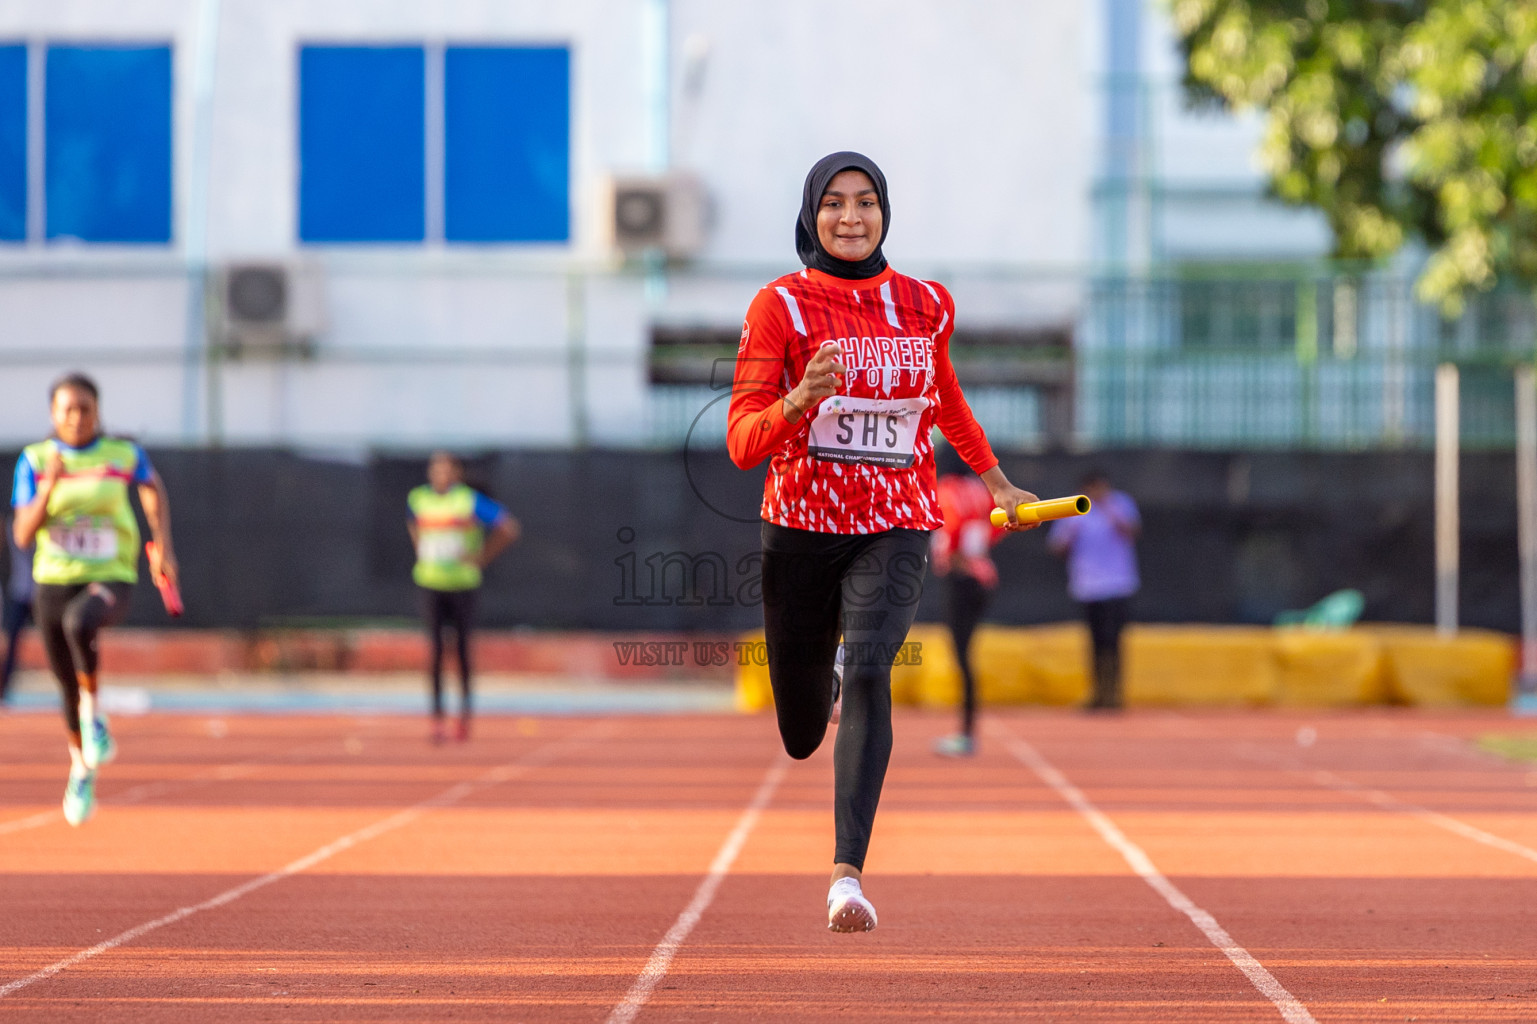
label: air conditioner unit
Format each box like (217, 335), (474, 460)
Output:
(211, 262), (325, 359)
(607, 172), (708, 260)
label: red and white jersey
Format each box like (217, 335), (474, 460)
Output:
(727, 264), (997, 534)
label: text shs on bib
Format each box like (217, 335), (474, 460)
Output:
(807, 333), (936, 469)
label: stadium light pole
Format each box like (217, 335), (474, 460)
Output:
(1435, 362), (1459, 637)
(1515, 364), (1537, 707)
(643, 0), (669, 174)
(184, 0), (222, 444)
(1098, 0), (1143, 271)
(640, 0), (669, 307)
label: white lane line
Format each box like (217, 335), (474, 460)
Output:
(605, 756), (788, 1024)
(1312, 769), (1537, 863)
(0, 737), (363, 837)
(0, 810), (58, 837)
(0, 723), (612, 1000)
(0, 764), (273, 837)
(993, 726), (1317, 1024)
(1232, 741), (1537, 867)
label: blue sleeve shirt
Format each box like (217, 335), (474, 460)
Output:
(131, 445), (156, 484)
(473, 492), (507, 528)
(11, 455), (33, 509)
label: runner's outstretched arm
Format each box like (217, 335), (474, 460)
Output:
(928, 293), (1038, 529)
(137, 471), (178, 586)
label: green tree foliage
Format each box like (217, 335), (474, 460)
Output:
(1174, 0), (1537, 314)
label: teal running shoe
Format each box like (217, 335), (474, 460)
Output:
(63, 768), (96, 827)
(81, 715), (116, 770)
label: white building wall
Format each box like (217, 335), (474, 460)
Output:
(0, 0), (1318, 448)
(1139, 6), (1332, 262)
(669, 0), (1092, 268)
(201, 0), (653, 260)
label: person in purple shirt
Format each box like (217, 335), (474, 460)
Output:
(1048, 470), (1141, 710)
(1, 529), (34, 704)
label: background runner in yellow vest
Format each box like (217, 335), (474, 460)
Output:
(407, 452), (518, 743)
(10, 373), (180, 826)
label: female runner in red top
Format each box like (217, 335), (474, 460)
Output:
(728, 151), (1039, 932)
(931, 447), (1005, 758)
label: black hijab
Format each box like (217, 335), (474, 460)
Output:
(795, 151), (891, 280)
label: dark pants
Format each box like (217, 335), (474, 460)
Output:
(422, 587), (475, 718)
(1, 595), (31, 702)
(945, 573), (989, 738)
(761, 522), (929, 871)
(1082, 597), (1132, 709)
(33, 582), (132, 735)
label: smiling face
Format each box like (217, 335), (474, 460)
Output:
(815, 169), (882, 263)
(50, 385), (100, 448)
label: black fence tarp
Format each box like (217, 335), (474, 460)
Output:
(0, 446), (1520, 633)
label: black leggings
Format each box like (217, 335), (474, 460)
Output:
(1083, 597), (1131, 708)
(422, 587), (475, 717)
(34, 582), (132, 735)
(761, 522), (929, 871)
(945, 573), (990, 738)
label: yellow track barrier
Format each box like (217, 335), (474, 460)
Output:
(735, 623), (1516, 711)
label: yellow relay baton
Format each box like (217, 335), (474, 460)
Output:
(989, 494), (1092, 528)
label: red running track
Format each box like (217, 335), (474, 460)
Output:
(3, 708), (1537, 1021)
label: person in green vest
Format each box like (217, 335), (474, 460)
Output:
(11, 373), (179, 826)
(407, 452), (518, 743)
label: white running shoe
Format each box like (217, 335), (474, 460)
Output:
(830, 643), (845, 725)
(63, 767), (96, 827)
(827, 876), (877, 933)
(933, 734), (976, 758)
(81, 716), (116, 770)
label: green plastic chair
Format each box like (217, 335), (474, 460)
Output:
(1274, 589), (1365, 630)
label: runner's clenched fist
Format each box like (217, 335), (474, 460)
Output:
(784, 342), (845, 422)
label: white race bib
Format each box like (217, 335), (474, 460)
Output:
(807, 395), (931, 468)
(53, 523), (118, 561)
(418, 531), (468, 564)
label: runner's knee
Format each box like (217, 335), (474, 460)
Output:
(59, 601), (93, 646)
(839, 661), (892, 701)
(782, 736), (822, 760)
(777, 716), (827, 760)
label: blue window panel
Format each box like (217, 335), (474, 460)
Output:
(299, 46), (425, 243)
(445, 46), (569, 243)
(0, 45), (24, 241)
(46, 45), (172, 243)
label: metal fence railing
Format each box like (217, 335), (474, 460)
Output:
(1076, 351), (1530, 450)
(1078, 274), (1537, 450)
(2, 258), (1533, 450)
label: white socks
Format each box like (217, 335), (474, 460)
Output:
(79, 690), (97, 729)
